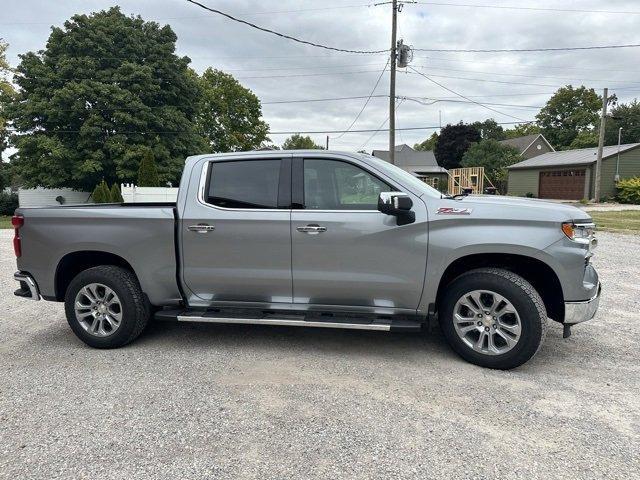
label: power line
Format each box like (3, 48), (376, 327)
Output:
(184, 0), (388, 54)
(407, 66), (530, 122)
(413, 2), (640, 15)
(413, 43), (640, 53)
(358, 98), (405, 150)
(331, 59), (390, 139)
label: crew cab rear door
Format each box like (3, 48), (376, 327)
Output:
(290, 156), (427, 312)
(180, 155), (292, 306)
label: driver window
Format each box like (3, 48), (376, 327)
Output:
(304, 159), (391, 210)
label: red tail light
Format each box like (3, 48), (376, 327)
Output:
(12, 215), (24, 258)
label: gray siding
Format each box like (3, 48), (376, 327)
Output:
(521, 140), (553, 160)
(507, 169), (539, 196)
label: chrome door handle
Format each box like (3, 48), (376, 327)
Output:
(188, 224), (215, 233)
(296, 224), (327, 234)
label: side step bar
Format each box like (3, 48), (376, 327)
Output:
(155, 308), (423, 332)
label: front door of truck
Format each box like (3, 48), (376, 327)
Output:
(290, 157), (427, 312)
(181, 156), (292, 306)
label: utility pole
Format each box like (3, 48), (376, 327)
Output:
(326, 135), (329, 150)
(594, 87), (608, 202)
(388, 0), (398, 164)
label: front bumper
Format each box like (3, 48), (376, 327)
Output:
(14, 271), (41, 301)
(564, 282), (601, 325)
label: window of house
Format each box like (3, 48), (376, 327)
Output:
(206, 159), (281, 209)
(304, 159), (391, 210)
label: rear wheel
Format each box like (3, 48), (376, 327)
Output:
(439, 268), (547, 369)
(64, 266), (150, 348)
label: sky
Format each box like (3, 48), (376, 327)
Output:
(2, 0), (640, 154)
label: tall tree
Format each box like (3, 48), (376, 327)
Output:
(414, 132), (438, 151)
(196, 68), (269, 152)
(137, 149), (160, 187)
(8, 7), (205, 191)
(461, 139), (520, 193)
(434, 122), (481, 169)
(605, 99), (640, 145)
(471, 119), (505, 140)
(0, 39), (16, 165)
(504, 123), (541, 139)
(536, 85), (602, 149)
(282, 134), (324, 150)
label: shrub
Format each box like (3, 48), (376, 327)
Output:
(525, 192), (536, 198)
(616, 177), (640, 204)
(579, 198), (589, 205)
(0, 192), (19, 216)
(110, 183), (124, 203)
(91, 180), (111, 203)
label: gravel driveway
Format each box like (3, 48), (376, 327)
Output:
(1, 229), (638, 479)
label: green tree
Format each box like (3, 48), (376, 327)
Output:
(434, 122), (481, 169)
(414, 132), (438, 151)
(504, 123), (541, 139)
(568, 131), (598, 149)
(137, 149), (160, 187)
(0, 39), (16, 166)
(282, 134), (324, 150)
(461, 139), (520, 194)
(110, 183), (124, 203)
(471, 119), (506, 140)
(536, 86), (602, 149)
(7, 7), (205, 191)
(91, 179), (110, 203)
(196, 68), (269, 152)
(605, 99), (640, 145)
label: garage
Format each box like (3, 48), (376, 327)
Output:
(538, 169), (586, 200)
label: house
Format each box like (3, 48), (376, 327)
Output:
(507, 143), (640, 200)
(499, 133), (554, 159)
(372, 144), (448, 190)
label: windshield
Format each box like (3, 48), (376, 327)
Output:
(356, 153), (442, 198)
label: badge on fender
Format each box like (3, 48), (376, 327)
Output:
(436, 207), (473, 215)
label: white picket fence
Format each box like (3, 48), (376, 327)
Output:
(121, 184), (178, 203)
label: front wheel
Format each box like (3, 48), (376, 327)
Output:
(439, 268), (547, 369)
(64, 265), (150, 348)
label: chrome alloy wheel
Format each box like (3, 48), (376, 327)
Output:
(74, 283), (123, 337)
(452, 290), (522, 356)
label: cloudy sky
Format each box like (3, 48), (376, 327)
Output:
(2, 0), (640, 152)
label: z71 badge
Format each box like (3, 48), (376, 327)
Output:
(436, 207), (473, 215)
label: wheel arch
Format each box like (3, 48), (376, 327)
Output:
(435, 253), (565, 323)
(54, 251), (137, 301)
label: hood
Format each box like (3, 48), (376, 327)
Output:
(441, 195), (592, 223)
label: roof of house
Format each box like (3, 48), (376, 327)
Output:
(499, 133), (554, 154)
(371, 144), (447, 173)
(507, 143), (640, 170)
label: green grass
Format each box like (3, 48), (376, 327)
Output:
(0, 216), (12, 229)
(590, 210), (640, 234)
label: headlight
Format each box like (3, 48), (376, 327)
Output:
(562, 221), (597, 248)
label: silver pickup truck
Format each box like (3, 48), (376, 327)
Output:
(12, 150), (601, 369)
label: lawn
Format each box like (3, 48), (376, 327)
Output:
(0, 216), (12, 229)
(590, 210), (640, 234)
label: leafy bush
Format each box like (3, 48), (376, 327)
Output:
(0, 192), (19, 215)
(525, 192), (536, 198)
(616, 177), (640, 204)
(110, 184), (124, 203)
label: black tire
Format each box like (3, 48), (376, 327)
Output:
(439, 268), (547, 370)
(64, 265), (150, 348)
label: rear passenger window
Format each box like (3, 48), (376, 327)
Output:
(206, 160), (280, 209)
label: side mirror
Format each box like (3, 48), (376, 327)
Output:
(378, 191), (415, 225)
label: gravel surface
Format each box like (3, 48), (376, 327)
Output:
(1, 229), (638, 479)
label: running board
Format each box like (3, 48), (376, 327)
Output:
(155, 308), (423, 332)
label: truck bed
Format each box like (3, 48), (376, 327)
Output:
(15, 203), (182, 305)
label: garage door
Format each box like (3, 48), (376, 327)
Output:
(538, 169), (586, 200)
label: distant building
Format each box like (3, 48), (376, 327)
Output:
(372, 144), (448, 190)
(499, 133), (554, 160)
(507, 143), (640, 200)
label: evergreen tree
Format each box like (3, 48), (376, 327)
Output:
(92, 180), (111, 203)
(110, 183), (124, 203)
(137, 150), (160, 187)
